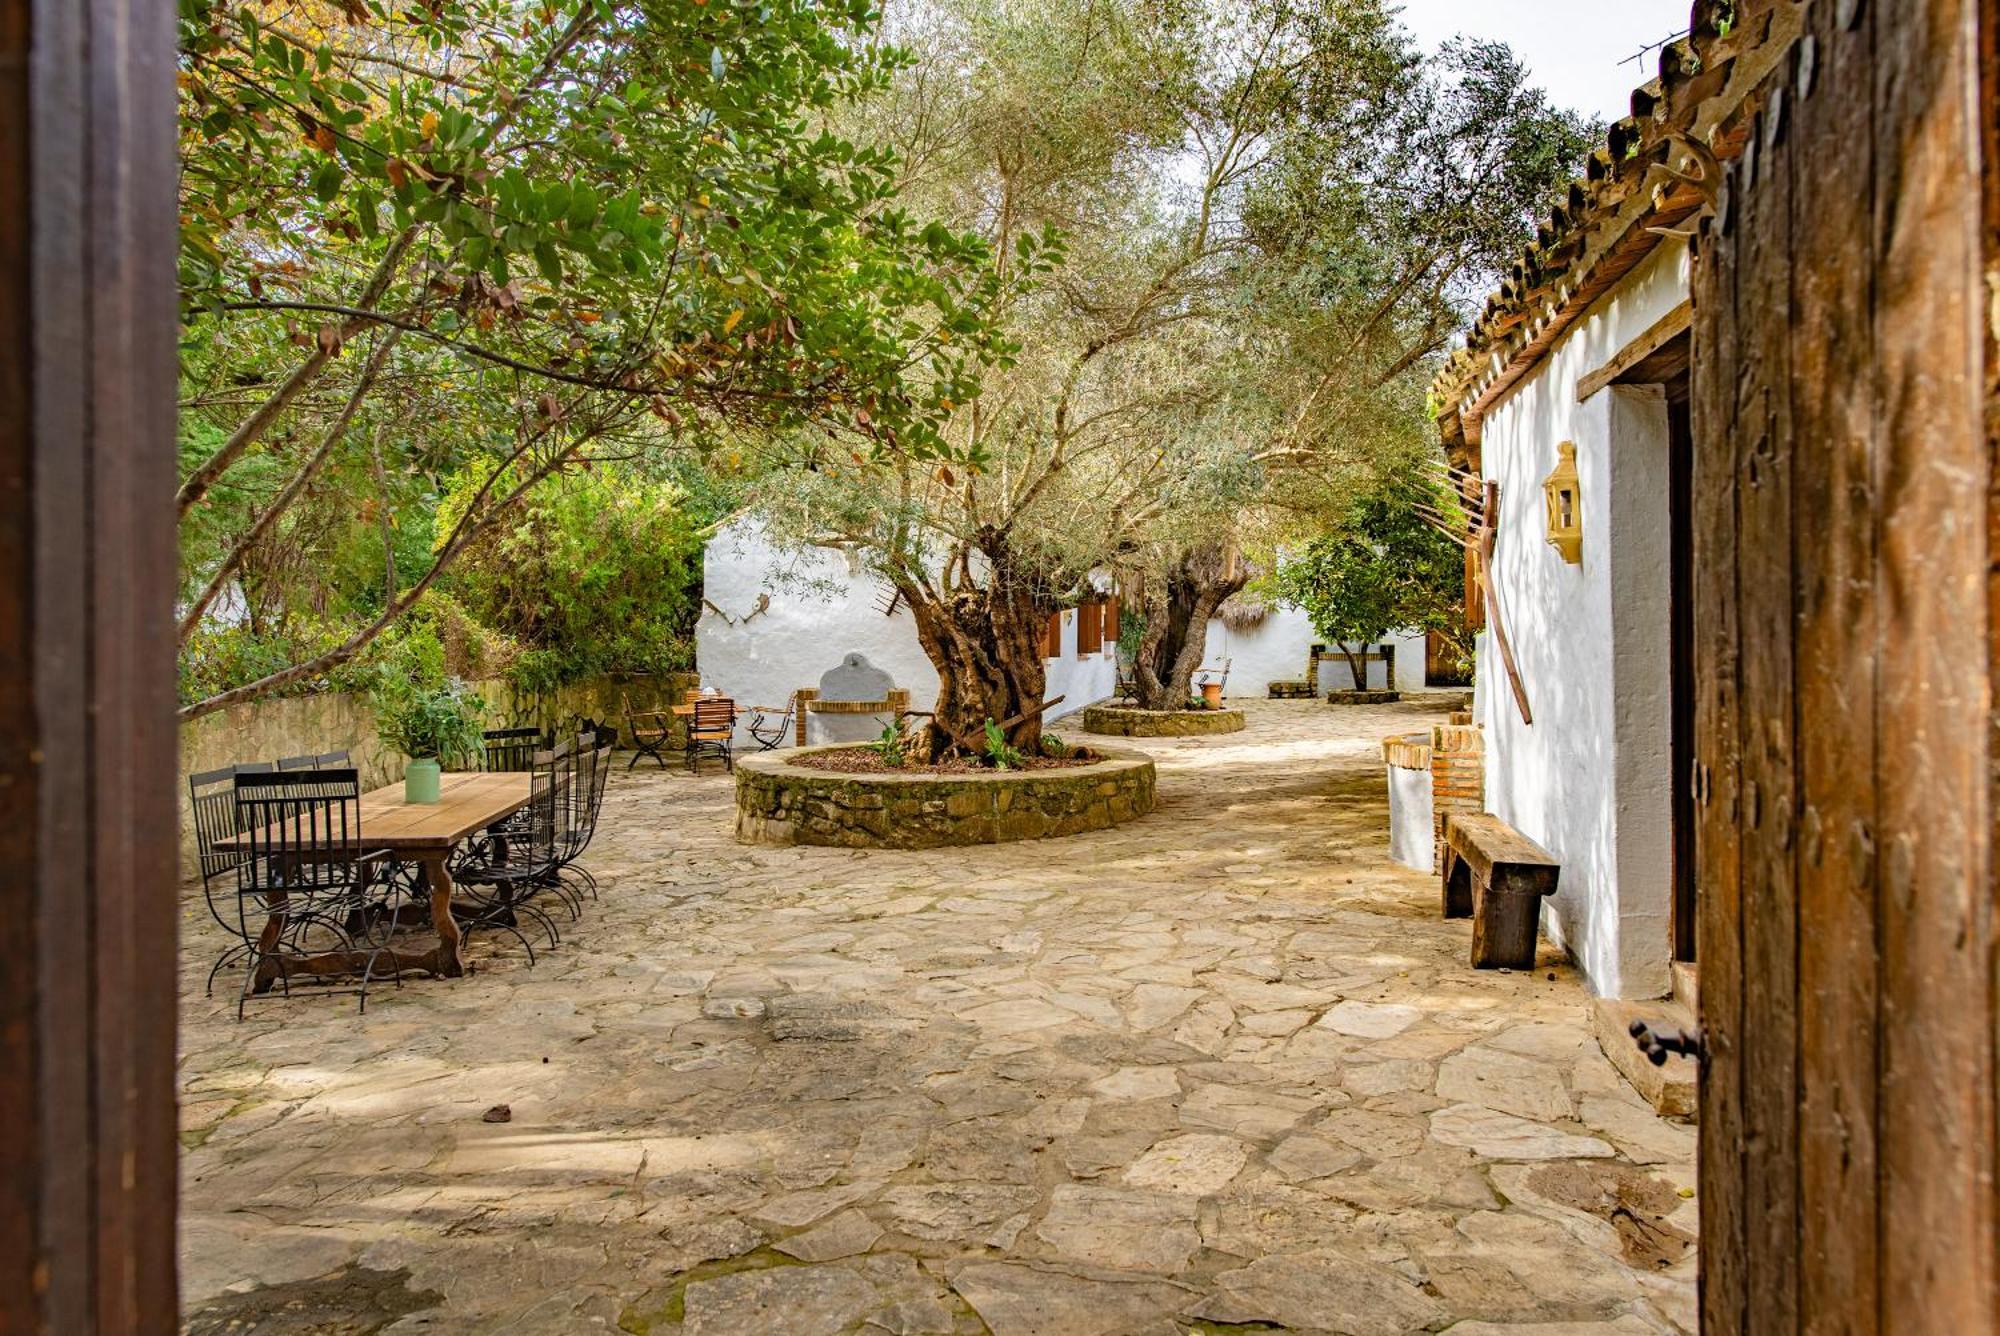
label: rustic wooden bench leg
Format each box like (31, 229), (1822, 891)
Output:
(1470, 876), (1547, 970)
(1442, 850), (1474, 919)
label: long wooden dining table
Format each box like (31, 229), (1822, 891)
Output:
(216, 771), (531, 990)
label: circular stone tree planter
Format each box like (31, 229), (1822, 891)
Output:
(1079, 704), (1246, 738)
(1325, 689), (1402, 705)
(735, 746), (1157, 849)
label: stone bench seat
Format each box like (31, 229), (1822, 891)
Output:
(1442, 813), (1560, 970)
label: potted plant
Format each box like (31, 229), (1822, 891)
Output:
(372, 678), (486, 803)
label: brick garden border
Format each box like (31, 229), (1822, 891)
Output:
(734, 745), (1157, 849)
(1078, 705), (1247, 737)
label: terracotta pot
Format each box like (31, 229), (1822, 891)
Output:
(1200, 682), (1224, 709)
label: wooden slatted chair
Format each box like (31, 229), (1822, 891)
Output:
(686, 696), (737, 775)
(621, 692), (674, 770)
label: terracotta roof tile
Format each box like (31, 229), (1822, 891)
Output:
(1433, 0), (1807, 445)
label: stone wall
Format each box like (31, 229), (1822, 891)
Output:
(735, 747), (1156, 849)
(177, 670), (697, 874)
(1079, 705), (1246, 738)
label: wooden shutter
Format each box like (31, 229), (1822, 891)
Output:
(1104, 596), (1120, 650)
(1077, 600), (1103, 656)
(1042, 610), (1062, 659)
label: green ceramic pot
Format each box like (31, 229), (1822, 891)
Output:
(404, 757), (442, 804)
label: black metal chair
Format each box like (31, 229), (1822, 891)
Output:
(551, 742), (613, 906)
(452, 748), (564, 962)
(744, 699), (795, 751)
(686, 696), (736, 774)
(622, 692), (674, 769)
(189, 761), (274, 996)
(482, 726), (546, 773)
(228, 768), (398, 1018)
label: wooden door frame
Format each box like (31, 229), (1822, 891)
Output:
(1666, 389), (1696, 964)
(1692, 1), (1997, 1330)
(0, 0), (182, 1327)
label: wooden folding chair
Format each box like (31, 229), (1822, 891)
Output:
(622, 692), (674, 770)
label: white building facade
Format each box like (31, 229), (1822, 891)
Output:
(698, 522), (1439, 739)
(1453, 239), (1692, 1001)
(695, 520), (1119, 744)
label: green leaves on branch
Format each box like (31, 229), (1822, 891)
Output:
(176, 0), (1028, 463)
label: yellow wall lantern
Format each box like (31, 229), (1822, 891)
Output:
(1543, 441), (1583, 564)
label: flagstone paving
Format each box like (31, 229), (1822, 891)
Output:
(178, 697), (1698, 1335)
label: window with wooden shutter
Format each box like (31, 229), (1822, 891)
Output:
(1077, 600), (1103, 656)
(1043, 610), (1063, 659)
(1104, 596), (1119, 652)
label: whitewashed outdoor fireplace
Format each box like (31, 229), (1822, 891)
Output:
(795, 652), (911, 746)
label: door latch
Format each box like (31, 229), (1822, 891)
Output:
(1629, 1018), (1705, 1066)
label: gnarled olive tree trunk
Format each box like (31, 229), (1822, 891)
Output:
(894, 527), (1051, 759)
(1129, 545), (1249, 710)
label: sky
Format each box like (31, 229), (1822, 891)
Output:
(1392, 1), (1695, 123)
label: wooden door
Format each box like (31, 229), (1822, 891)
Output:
(0, 0), (182, 1327)
(1689, 0), (1997, 1330)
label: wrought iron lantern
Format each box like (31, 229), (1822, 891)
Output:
(1543, 441), (1583, 564)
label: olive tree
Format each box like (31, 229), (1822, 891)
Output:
(175, 0), (1011, 717)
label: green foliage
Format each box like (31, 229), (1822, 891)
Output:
(174, 0), (1029, 720)
(176, 0), (1017, 462)
(446, 464), (702, 691)
(1041, 733), (1070, 759)
(370, 676), (487, 764)
(870, 720), (906, 768)
(1275, 478), (1467, 653)
(178, 623), (331, 706)
(982, 717), (1025, 770)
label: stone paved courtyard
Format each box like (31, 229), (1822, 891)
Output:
(178, 698), (1698, 1335)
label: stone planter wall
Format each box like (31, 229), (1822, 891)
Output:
(735, 746), (1157, 849)
(1079, 705), (1246, 738)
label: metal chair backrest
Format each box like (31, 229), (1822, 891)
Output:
(314, 749), (350, 767)
(519, 749), (561, 859)
(555, 741), (596, 856)
(230, 769), (368, 932)
(275, 753), (318, 771)
(483, 726), (544, 773)
(189, 762), (271, 888)
(691, 697), (736, 734)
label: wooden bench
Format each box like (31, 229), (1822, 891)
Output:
(1442, 813), (1560, 969)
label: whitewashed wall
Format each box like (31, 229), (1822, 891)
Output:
(1471, 238), (1687, 1000)
(1205, 606), (1429, 697)
(697, 519), (1116, 744)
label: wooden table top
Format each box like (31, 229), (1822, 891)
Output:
(217, 772), (532, 853)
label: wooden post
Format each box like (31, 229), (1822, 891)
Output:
(0, 0), (182, 1325)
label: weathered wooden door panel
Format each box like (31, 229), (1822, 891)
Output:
(1689, 51), (1746, 1330)
(1788, 0), (1882, 1327)
(1691, 1), (1997, 1330)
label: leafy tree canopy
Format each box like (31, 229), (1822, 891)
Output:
(1274, 476), (1468, 665)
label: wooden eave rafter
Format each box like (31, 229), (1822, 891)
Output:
(1431, 0), (1809, 446)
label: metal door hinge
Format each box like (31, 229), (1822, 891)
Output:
(1629, 1018), (1705, 1066)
